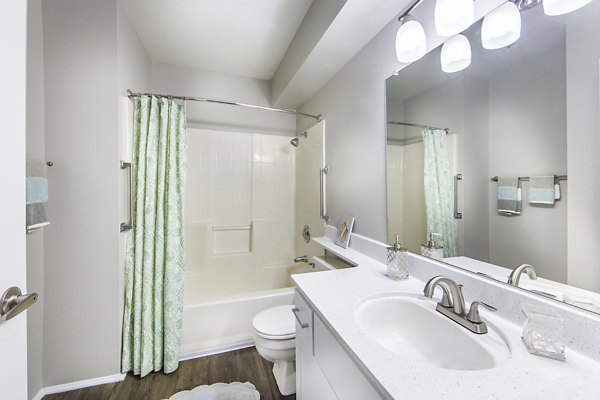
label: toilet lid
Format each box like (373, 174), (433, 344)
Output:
(252, 305), (296, 339)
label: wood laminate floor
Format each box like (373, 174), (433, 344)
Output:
(43, 347), (295, 400)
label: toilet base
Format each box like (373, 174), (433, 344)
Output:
(272, 360), (296, 396)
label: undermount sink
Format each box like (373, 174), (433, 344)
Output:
(355, 293), (510, 371)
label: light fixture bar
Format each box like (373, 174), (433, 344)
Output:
(398, 0), (425, 22)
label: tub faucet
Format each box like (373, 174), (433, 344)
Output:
(293, 255), (308, 263)
(423, 276), (497, 334)
(507, 264), (537, 287)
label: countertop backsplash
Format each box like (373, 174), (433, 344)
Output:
(321, 225), (600, 362)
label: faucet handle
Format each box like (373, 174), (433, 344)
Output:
(467, 301), (497, 324)
(439, 288), (453, 308)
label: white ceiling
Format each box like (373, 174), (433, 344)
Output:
(121, 0), (313, 80)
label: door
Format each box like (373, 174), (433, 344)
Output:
(295, 121), (326, 264)
(0, 1), (29, 398)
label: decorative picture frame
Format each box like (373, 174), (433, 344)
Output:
(334, 213), (355, 249)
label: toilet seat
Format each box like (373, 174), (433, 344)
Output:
(252, 305), (295, 340)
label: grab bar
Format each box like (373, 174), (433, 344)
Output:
(120, 161), (133, 232)
(454, 174), (463, 219)
(212, 223), (252, 231)
(320, 165), (329, 222)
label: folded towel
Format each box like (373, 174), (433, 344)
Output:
(528, 175), (555, 205)
(26, 160), (49, 231)
(497, 177), (522, 215)
(554, 181), (561, 201)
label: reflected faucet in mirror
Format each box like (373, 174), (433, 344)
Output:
(508, 264), (538, 287)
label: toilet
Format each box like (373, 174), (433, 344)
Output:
(252, 305), (296, 395)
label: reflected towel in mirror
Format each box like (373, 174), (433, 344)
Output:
(497, 177), (521, 215)
(529, 175), (556, 205)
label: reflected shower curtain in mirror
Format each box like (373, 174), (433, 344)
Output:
(422, 129), (457, 257)
(121, 96), (187, 377)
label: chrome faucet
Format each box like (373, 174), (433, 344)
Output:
(423, 276), (497, 334)
(423, 276), (466, 316)
(293, 255), (308, 263)
(507, 264), (537, 287)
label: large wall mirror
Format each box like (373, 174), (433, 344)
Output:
(386, 1), (600, 314)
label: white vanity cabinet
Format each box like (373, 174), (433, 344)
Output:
(294, 290), (385, 400)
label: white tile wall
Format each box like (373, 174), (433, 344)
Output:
(184, 128), (295, 282)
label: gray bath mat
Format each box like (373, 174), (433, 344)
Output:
(166, 382), (260, 400)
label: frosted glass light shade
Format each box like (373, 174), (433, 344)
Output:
(395, 19), (427, 63)
(543, 0), (592, 16)
(441, 34), (471, 73)
(482, 2), (521, 50)
(435, 0), (474, 37)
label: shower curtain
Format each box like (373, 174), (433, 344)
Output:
(422, 128), (457, 257)
(121, 96), (187, 377)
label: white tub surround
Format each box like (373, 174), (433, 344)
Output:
(292, 229), (600, 399)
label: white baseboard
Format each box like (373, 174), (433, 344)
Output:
(179, 341), (255, 362)
(31, 373), (126, 400)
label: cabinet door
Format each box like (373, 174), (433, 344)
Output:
(313, 314), (384, 400)
(295, 291), (337, 400)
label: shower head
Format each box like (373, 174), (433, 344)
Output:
(290, 131), (307, 147)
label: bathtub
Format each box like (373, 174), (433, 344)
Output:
(180, 286), (295, 360)
(179, 220), (315, 359)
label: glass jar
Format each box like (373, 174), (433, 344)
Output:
(387, 234), (409, 281)
(521, 303), (566, 361)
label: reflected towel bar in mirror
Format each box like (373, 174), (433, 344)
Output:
(490, 175), (567, 182)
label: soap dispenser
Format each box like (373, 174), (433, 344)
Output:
(387, 234), (409, 281)
(421, 233), (443, 261)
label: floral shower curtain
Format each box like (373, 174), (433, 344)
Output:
(121, 96), (187, 377)
(422, 128), (457, 257)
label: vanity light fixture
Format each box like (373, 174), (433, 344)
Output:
(482, 2), (521, 50)
(396, 15), (427, 63)
(542, 0), (592, 15)
(441, 34), (472, 73)
(435, 0), (474, 36)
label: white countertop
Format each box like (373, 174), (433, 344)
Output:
(292, 236), (600, 400)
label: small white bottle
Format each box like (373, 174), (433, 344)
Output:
(421, 233), (443, 261)
(387, 234), (409, 281)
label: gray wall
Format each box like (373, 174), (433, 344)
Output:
(116, 0), (152, 351)
(566, 1), (600, 292)
(488, 48), (567, 282)
(42, 0), (126, 386)
(40, 0), (152, 388)
(151, 63), (296, 135)
(297, 0), (503, 241)
(461, 75), (490, 262)
(26, 0), (45, 397)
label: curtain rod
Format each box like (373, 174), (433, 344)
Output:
(387, 121), (450, 133)
(127, 90), (322, 121)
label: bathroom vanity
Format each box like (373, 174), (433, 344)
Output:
(292, 228), (600, 400)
